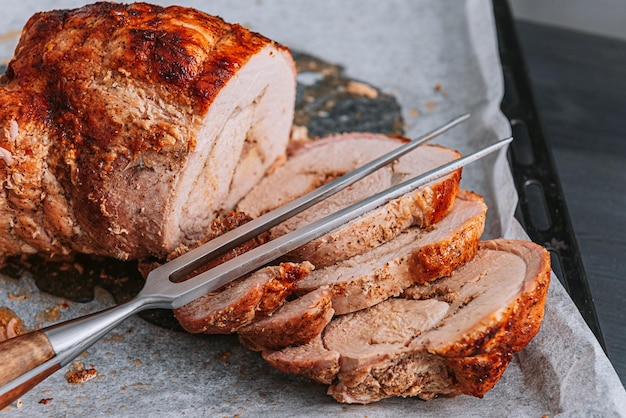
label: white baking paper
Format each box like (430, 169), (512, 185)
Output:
(1, 1), (625, 416)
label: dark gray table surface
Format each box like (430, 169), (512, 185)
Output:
(513, 20), (626, 387)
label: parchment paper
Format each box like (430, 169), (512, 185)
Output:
(1, 1), (625, 417)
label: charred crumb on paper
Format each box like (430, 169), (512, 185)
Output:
(34, 302), (69, 324)
(217, 350), (233, 365)
(7, 292), (29, 301)
(434, 82), (448, 97)
(65, 368), (99, 384)
(65, 361), (99, 385)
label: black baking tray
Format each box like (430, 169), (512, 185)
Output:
(493, 0), (606, 349)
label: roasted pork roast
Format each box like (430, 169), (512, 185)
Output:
(0, 2), (296, 263)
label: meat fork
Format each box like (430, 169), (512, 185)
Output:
(0, 113), (511, 408)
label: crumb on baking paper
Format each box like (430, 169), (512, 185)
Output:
(65, 361), (99, 384)
(103, 332), (125, 343)
(217, 350), (232, 365)
(433, 82), (448, 97)
(35, 302), (69, 324)
(408, 108), (420, 118)
(424, 101), (437, 111)
(65, 368), (98, 384)
(346, 81), (379, 99)
(7, 292), (28, 301)
(1, 398), (23, 412)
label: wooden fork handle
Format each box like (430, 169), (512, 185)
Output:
(0, 331), (58, 409)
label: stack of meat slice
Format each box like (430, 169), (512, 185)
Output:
(173, 133), (551, 404)
(263, 239), (550, 403)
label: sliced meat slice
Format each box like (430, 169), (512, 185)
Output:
(325, 299), (449, 370)
(173, 262), (313, 334)
(406, 239), (551, 358)
(264, 239), (551, 404)
(237, 134), (462, 268)
(238, 287), (334, 351)
(263, 335), (340, 385)
(296, 190), (486, 315)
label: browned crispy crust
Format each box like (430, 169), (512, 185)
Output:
(407, 190), (484, 284)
